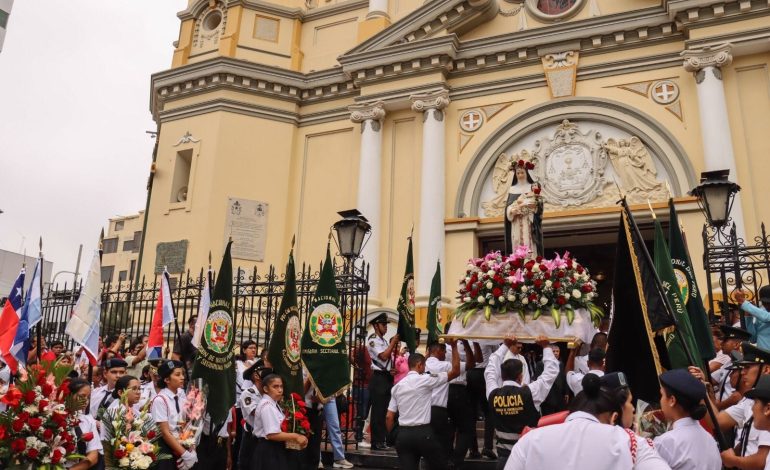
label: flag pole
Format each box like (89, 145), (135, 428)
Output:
(89, 229), (105, 383)
(36, 237), (43, 362)
(620, 197), (728, 450)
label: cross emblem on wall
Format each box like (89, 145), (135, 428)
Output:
(460, 110), (484, 132)
(651, 80), (679, 104)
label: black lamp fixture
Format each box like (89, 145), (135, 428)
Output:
(689, 170), (740, 228)
(332, 209), (372, 259)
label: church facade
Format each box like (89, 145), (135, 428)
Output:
(140, 0), (770, 321)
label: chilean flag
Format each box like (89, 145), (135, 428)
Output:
(148, 269), (175, 361)
(0, 269), (25, 371)
(11, 258), (42, 368)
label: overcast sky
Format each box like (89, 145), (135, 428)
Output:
(0, 1), (188, 280)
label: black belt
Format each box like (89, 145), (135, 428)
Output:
(401, 424), (431, 429)
(373, 370), (391, 374)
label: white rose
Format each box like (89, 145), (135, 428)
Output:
(465, 277), (471, 283)
(540, 297), (548, 305)
(508, 295), (516, 302)
(498, 296), (505, 302)
(463, 297), (471, 303)
(522, 298), (529, 305)
(489, 299), (496, 305)
(564, 293), (571, 299)
(477, 296), (485, 303)
(487, 270), (495, 277)
(521, 286), (528, 293)
(467, 264), (475, 270)
(486, 282), (493, 289)
(572, 289), (582, 299)
(532, 265), (540, 273)
(136, 456), (152, 470)
(581, 273), (589, 280)
(119, 457), (130, 467)
(545, 280), (552, 288)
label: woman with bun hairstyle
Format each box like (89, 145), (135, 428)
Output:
(251, 373), (308, 470)
(150, 360), (197, 470)
(69, 378), (103, 470)
(104, 375), (143, 416)
(505, 373), (670, 470)
(653, 369), (720, 470)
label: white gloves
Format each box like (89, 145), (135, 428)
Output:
(177, 450), (198, 470)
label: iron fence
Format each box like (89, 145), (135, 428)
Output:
(39, 259), (370, 448)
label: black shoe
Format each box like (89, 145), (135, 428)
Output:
(481, 449), (498, 460)
(372, 443), (391, 451)
(467, 451), (482, 460)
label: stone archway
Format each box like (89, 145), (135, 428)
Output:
(455, 98), (698, 218)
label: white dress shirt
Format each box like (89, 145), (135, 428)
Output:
(485, 344), (558, 412)
(653, 417), (720, 470)
(150, 387), (187, 437)
(712, 360), (735, 400)
(425, 356), (465, 407)
(89, 385), (115, 417)
(503, 351), (531, 385)
(388, 370), (449, 426)
(574, 354), (589, 374)
(567, 369), (605, 395)
(254, 395), (284, 437)
(473, 342), (498, 369)
(239, 383), (262, 429)
(726, 398), (770, 456)
(77, 412), (103, 455)
(505, 411), (671, 470)
(447, 343), (469, 385)
(367, 334), (392, 371)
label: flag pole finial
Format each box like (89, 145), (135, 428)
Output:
(229, 223), (233, 243)
(208, 251), (212, 269)
(38, 236), (43, 257)
(647, 199), (657, 220)
(292, 234), (296, 250)
(409, 224), (414, 241)
(613, 177), (625, 200)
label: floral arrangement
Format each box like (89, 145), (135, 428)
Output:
(456, 247), (604, 327)
(178, 379), (207, 450)
(281, 392), (311, 449)
(101, 394), (169, 470)
(0, 362), (81, 469)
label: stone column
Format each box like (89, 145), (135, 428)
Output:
(682, 43), (745, 236)
(350, 101), (386, 303)
(411, 90), (450, 298)
(368, 0), (389, 19)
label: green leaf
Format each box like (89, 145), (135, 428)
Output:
(462, 309), (475, 327)
(566, 308), (575, 325)
(551, 305), (561, 328)
(484, 305), (492, 321)
(532, 308), (542, 320)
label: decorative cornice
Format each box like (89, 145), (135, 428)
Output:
(666, 0), (770, 27)
(178, 0), (368, 21)
(681, 43), (733, 72)
(410, 90), (450, 112)
(349, 101), (386, 123)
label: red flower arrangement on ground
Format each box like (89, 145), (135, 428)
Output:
(0, 362), (81, 469)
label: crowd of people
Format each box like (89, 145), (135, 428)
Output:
(1, 285), (770, 469)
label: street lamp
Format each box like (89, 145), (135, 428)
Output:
(332, 209), (372, 260)
(689, 170), (740, 228)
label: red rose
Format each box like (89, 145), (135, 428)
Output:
(511, 283), (519, 290)
(536, 256), (543, 263)
(553, 281), (561, 289)
(291, 392), (302, 401)
(114, 449), (126, 459)
(543, 272), (551, 280)
(526, 162), (535, 170)
(301, 420), (311, 431)
(60, 430), (73, 442)
(539, 264), (547, 272)
(52, 412), (67, 426)
(27, 448), (39, 460)
(51, 449), (63, 464)
(38, 399), (49, 410)
(82, 431), (94, 442)
(529, 294), (538, 302)
(582, 284), (593, 293)
(64, 443), (75, 453)
(492, 287), (502, 297)
(41, 383), (54, 397)
(36, 372), (47, 386)
(518, 159), (525, 167)
(576, 266), (585, 274)
(533, 280), (543, 289)
(0, 424), (6, 440)
(43, 428), (54, 440)
(525, 261), (535, 269)
(557, 271), (565, 278)
(525, 272), (534, 280)
(557, 297), (567, 306)
(28, 417), (43, 432)
(12, 418), (24, 432)
(11, 438), (26, 453)
(567, 260), (574, 269)
(147, 430), (156, 439)
(512, 259), (522, 269)
(23, 390), (37, 405)
(533, 186), (541, 195)
(281, 421), (289, 432)
(1, 385), (22, 408)
(294, 412), (306, 421)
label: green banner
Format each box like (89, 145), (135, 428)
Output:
(191, 241), (236, 426)
(301, 245), (350, 401)
(397, 237), (417, 353)
(669, 201), (716, 363)
(653, 220), (700, 369)
(427, 261), (442, 345)
(267, 249), (304, 398)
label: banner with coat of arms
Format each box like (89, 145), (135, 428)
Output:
(397, 236), (417, 353)
(268, 247), (304, 398)
(301, 244), (351, 401)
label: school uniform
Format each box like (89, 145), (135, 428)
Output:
(238, 384), (262, 470)
(366, 331), (394, 448)
(251, 394), (289, 470)
(90, 385), (116, 418)
(136, 382), (158, 412)
(725, 397), (770, 457)
(446, 343), (475, 467)
(387, 370), (449, 470)
(151, 387), (188, 470)
(566, 369), (605, 395)
(69, 412), (103, 469)
(198, 408), (234, 468)
(653, 418), (720, 470)
(425, 355), (464, 455)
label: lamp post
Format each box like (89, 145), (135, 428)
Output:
(689, 169), (741, 230)
(332, 209), (372, 263)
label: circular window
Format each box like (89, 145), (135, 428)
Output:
(202, 11), (222, 31)
(526, 0), (585, 21)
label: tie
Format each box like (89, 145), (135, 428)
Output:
(99, 390), (111, 410)
(174, 396), (180, 414)
(738, 417), (754, 456)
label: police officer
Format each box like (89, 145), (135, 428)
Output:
(239, 359), (267, 470)
(386, 340), (462, 470)
(367, 312), (400, 450)
(484, 335), (558, 470)
(90, 357), (127, 418)
(712, 325), (751, 405)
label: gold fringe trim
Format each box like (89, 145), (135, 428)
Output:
(300, 358), (351, 404)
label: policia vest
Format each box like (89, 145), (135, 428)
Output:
(489, 384), (540, 458)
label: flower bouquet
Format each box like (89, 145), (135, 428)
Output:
(178, 379), (206, 450)
(455, 247), (604, 327)
(101, 393), (170, 469)
(0, 362), (81, 469)
(281, 393), (311, 450)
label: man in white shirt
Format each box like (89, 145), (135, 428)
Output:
(386, 341), (461, 470)
(446, 339), (477, 468)
(89, 358), (127, 418)
(566, 347), (605, 395)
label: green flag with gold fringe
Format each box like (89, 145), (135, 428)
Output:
(191, 241), (236, 426)
(267, 247), (304, 398)
(301, 244), (350, 401)
(397, 237), (417, 353)
(427, 261), (442, 345)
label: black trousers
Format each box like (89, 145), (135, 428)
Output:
(395, 424), (446, 470)
(369, 371), (393, 446)
(301, 406), (324, 470)
(430, 406), (451, 455)
(466, 368), (495, 452)
(198, 433), (229, 468)
(239, 431), (256, 470)
(448, 383), (475, 468)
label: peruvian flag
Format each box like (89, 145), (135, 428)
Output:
(148, 269), (175, 361)
(0, 269), (25, 371)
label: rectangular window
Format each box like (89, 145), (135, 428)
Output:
(123, 239), (135, 252)
(102, 238), (118, 254)
(132, 231), (142, 253)
(170, 149), (193, 203)
(0, 10), (9, 29)
(130, 260), (137, 280)
(118, 270), (127, 282)
(254, 15), (279, 41)
(114, 220), (124, 231)
(101, 266), (115, 283)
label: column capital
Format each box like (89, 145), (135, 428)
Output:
(681, 43), (733, 73)
(349, 101), (386, 123)
(410, 90), (450, 113)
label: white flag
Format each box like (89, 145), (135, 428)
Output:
(65, 251), (102, 364)
(191, 271), (211, 349)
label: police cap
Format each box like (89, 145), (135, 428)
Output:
(659, 368), (707, 402)
(369, 313), (389, 325)
(720, 325), (752, 342)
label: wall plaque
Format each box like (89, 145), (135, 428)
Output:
(225, 198), (268, 261)
(155, 240), (189, 274)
